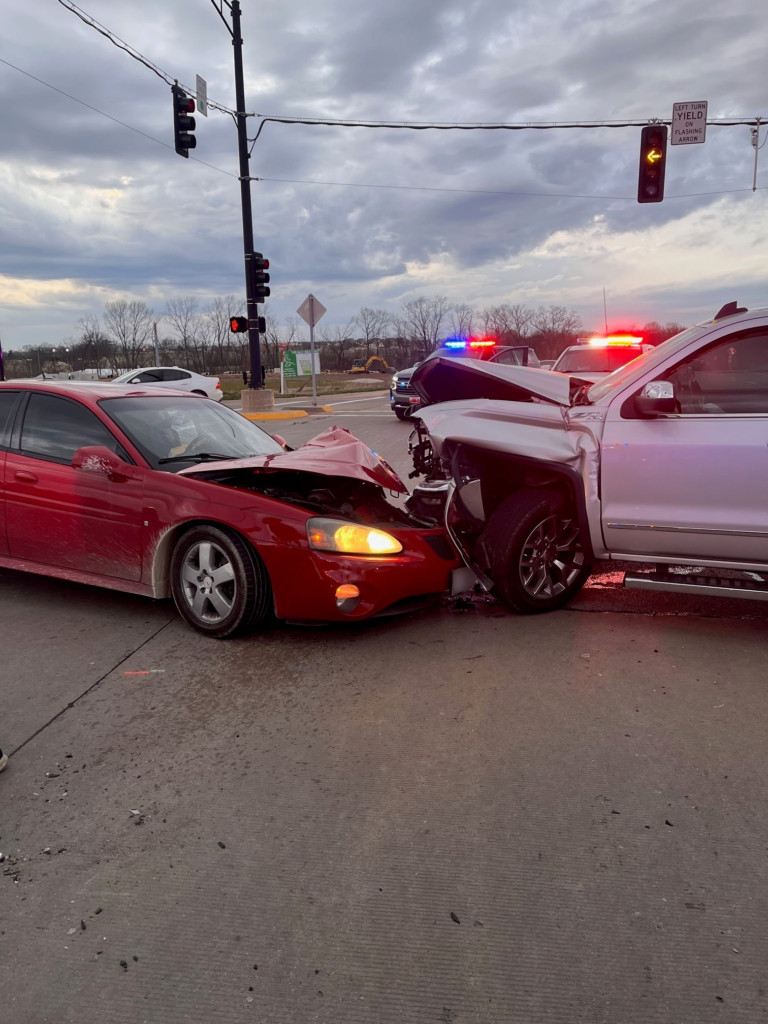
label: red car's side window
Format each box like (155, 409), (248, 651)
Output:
(20, 393), (126, 464)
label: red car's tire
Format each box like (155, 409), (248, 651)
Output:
(170, 524), (272, 638)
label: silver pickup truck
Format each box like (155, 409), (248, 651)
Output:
(407, 302), (768, 612)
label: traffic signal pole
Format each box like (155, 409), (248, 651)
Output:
(230, 0), (262, 390)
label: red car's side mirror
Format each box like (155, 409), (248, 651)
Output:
(271, 434), (289, 448)
(71, 446), (136, 481)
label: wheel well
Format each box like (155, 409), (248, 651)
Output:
(191, 389), (208, 396)
(450, 443), (594, 561)
(150, 519), (253, 599)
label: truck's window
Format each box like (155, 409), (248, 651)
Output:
(665, 329), (768, 414)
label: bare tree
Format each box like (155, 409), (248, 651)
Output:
(449, 303), (475, 339)
(202, 294), (243, 372)
(318, 323), (355, 371)
(480, 303), (533, 342)
(165, 296), (202, 370)
(529, 305), (583, 360)
(353, 307), (391, 361)
(397, 296), (451, 361)
(103, 299), (155, 370)
(76, 314), (115, 372)
(260, 307), (282, 373)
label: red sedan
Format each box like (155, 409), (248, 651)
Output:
(0, 381), (459, 637)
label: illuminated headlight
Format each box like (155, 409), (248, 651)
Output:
(391, 374), (398, 386)
(307, 518), (403, 555)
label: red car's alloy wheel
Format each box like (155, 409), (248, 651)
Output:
(171, 525), (272, 638)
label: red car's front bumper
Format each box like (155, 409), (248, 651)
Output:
(254, 523), (460, 622)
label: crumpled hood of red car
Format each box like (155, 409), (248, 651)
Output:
(178, 425), (408, 493)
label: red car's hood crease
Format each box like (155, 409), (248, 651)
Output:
(178, 425), (408, 494)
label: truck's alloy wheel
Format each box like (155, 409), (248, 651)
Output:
(171, 525), (272, 638)
(482, 489), (592, 613)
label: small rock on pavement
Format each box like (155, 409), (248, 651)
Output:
(120, 961), (128, 971)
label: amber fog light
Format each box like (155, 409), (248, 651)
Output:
(335, 584), (361, 612)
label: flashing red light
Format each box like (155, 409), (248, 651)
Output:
(469, 338), (496, 349)
(588, 334), (644, 347)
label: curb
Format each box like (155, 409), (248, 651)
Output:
(242, 410), (309, 421)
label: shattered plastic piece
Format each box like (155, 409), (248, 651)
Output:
(81, 920), (86, 931)
(217, 841), (226, 849)
(129, 810), (140, 816)
(580, 653), (590, 660)
(95, 907), (103, 915)
(450, 912), (460, 924)
(133, 955), (139, 961)
(120, 961), (128, 971)
(67, 928), (76, 935)
(665, 820), (674, 827)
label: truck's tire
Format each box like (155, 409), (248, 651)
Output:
(482, 488), (591, 613)
(171, 524), (273, 638)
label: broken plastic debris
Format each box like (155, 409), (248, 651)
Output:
(217, 841), (226, 849)
(129, 810), (141, 816)
(124, 669), (166, 675)
(580, 653), (590, 660)
(450, 912), (460, 924)
(67, 928), (76, 935)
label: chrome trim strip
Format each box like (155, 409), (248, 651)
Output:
(625, 574), (768, 602)
(606, 523), (768, 538)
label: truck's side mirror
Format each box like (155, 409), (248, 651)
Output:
(630, 380), (677, 417)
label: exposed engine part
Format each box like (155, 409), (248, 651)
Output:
(408, 422), (435, 478)
(406, 480), (452, 522)
(199, 468), (433, 527)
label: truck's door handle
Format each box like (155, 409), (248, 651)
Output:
(14, 470), (39, 484)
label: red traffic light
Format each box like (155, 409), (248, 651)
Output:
(230, 317), (248, 333)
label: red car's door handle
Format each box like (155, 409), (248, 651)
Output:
(14, 470), (39, 484)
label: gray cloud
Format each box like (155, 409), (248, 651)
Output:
(0, 0), (766, 347)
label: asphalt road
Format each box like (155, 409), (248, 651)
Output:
(3, 390), (768, 1024)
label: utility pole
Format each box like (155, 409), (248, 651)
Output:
(209, 0), (272, 411)
(231, 1), (260, 391)
(153, 321), (161, 365)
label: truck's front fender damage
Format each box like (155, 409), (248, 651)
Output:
(409, 400), (605, 589)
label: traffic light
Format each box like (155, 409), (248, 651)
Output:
(230, 316), (267, 333)
(637, 124), (667, 203)
(172, 84), (196, 159)
(250, 253), (270, 302)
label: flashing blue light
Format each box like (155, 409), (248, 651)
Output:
(444, 339), (467, 349)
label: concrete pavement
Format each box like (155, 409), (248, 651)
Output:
(3, 601), (768, 1023)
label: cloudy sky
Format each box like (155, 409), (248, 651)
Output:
(1, 0), (766, 347)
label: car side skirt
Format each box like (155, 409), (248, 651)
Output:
(0, 553), (155, 598)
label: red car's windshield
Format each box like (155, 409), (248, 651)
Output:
(100, 396), (283, 471)
(554, 347), (643, 374)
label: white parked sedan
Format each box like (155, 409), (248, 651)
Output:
(112, 367), (222, 401)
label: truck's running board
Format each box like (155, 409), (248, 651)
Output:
(624, 572), (768, 601)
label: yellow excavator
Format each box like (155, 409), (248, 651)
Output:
(348, 355), (394, 374)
